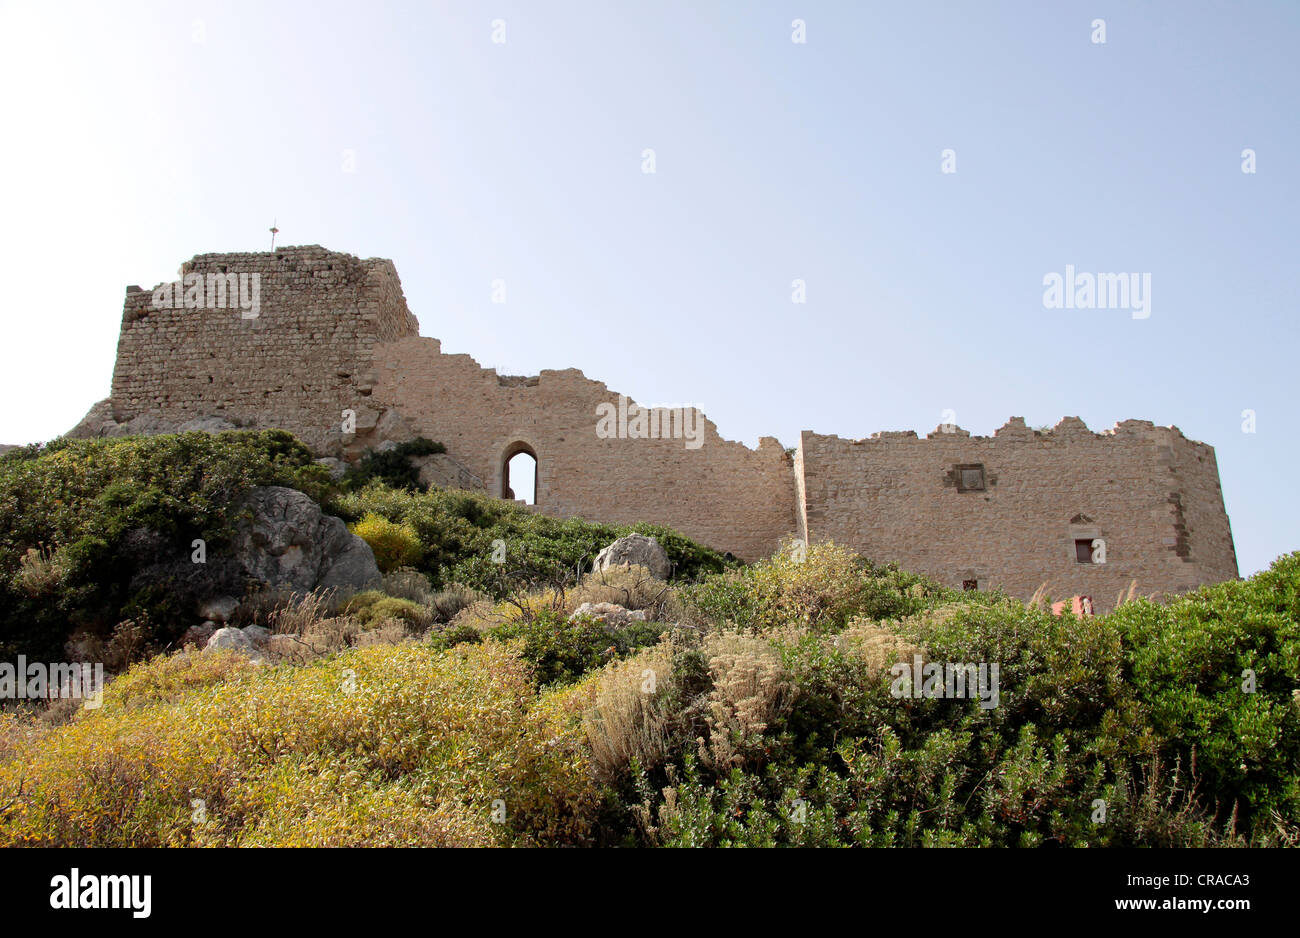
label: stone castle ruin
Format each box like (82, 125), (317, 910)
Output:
(72, 246), (1239, 610)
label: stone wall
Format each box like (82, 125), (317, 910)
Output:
(796, 417), (1239, 610)
(370, 336), (797, 561)
(98, 246), (1240, 595)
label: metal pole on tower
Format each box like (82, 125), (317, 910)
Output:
(269, 220), (279, 251)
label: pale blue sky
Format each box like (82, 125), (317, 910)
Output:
(1, 1), (1295, 574)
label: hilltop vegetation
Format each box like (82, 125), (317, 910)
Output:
(0, 431), (727, 663)
(0, 430), (1297, 847)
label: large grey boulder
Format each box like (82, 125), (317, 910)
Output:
(233, 486), (381, 594)
(204, 626), (267, 664)
(206, 627), (252, 653)
(594, 534), (671, 581)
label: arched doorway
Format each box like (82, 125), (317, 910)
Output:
(500, 441), (538, 505)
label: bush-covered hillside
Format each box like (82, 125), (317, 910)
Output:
(0, 430), (1296, 847)
(0, 431), (331, 661)
(330, 482), (730, 594)
(0, 431), (729, 663)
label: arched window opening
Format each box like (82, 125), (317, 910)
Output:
(501, 442), (538, 506)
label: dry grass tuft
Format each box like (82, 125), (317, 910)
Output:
(837, 617), (922, 673)
(570, 565), (676, 619)
(274, 591), (338, 634)
(583, 645), (676, 783)
(16, 544), (66, 597)
(697, 631), (794, 771)
(1115, 579), (1141, 609)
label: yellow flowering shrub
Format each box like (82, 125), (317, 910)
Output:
(350, 512), (423, 573)
(0, 640), (602, 847)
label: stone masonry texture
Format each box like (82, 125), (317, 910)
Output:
(100, 246), (1239, 607)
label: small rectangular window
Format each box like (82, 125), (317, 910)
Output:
(1075, 538), (1095, 564)
(955, 464), (985, 492)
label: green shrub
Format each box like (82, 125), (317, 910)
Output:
(342, 590), (432, 630)
(684, 541), (950, 633)
(429, 623), (485, 651)
(602, 568), (1300, 847)
(0, 430), (329, 660)
(330, 483), (728, 593)
(1107, 552), (1300, 830)
(342, 438), (447, 491)
(488, 608), (662, 687)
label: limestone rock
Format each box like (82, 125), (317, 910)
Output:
(206, 626), (252, 653)
(65, 398), (118, 439)
(109, 415), (179, 437)
(571, 602), (647, 630)
(314, 457), (348, 480)
(373, 408), (416, 445)
(66, 401), (240, 440)
(413, 453), (487, 492)
(233, 486), (380, 594)
(242, 625), (272, 647)
(595, 534), (671, 581)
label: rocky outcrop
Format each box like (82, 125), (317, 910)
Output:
(177, 416), (238, 433)
(242, 625), (272, 647)
(64, 399), (486, 493)
(232, 486), (380, 593)
(570, 602), (647, 631)
(594, 534), (671, 580)
(119, 488), (373, 648)
(65, 399), (116, 438)
(413, 453), (487, 492)
(65, 399), (239, 439)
